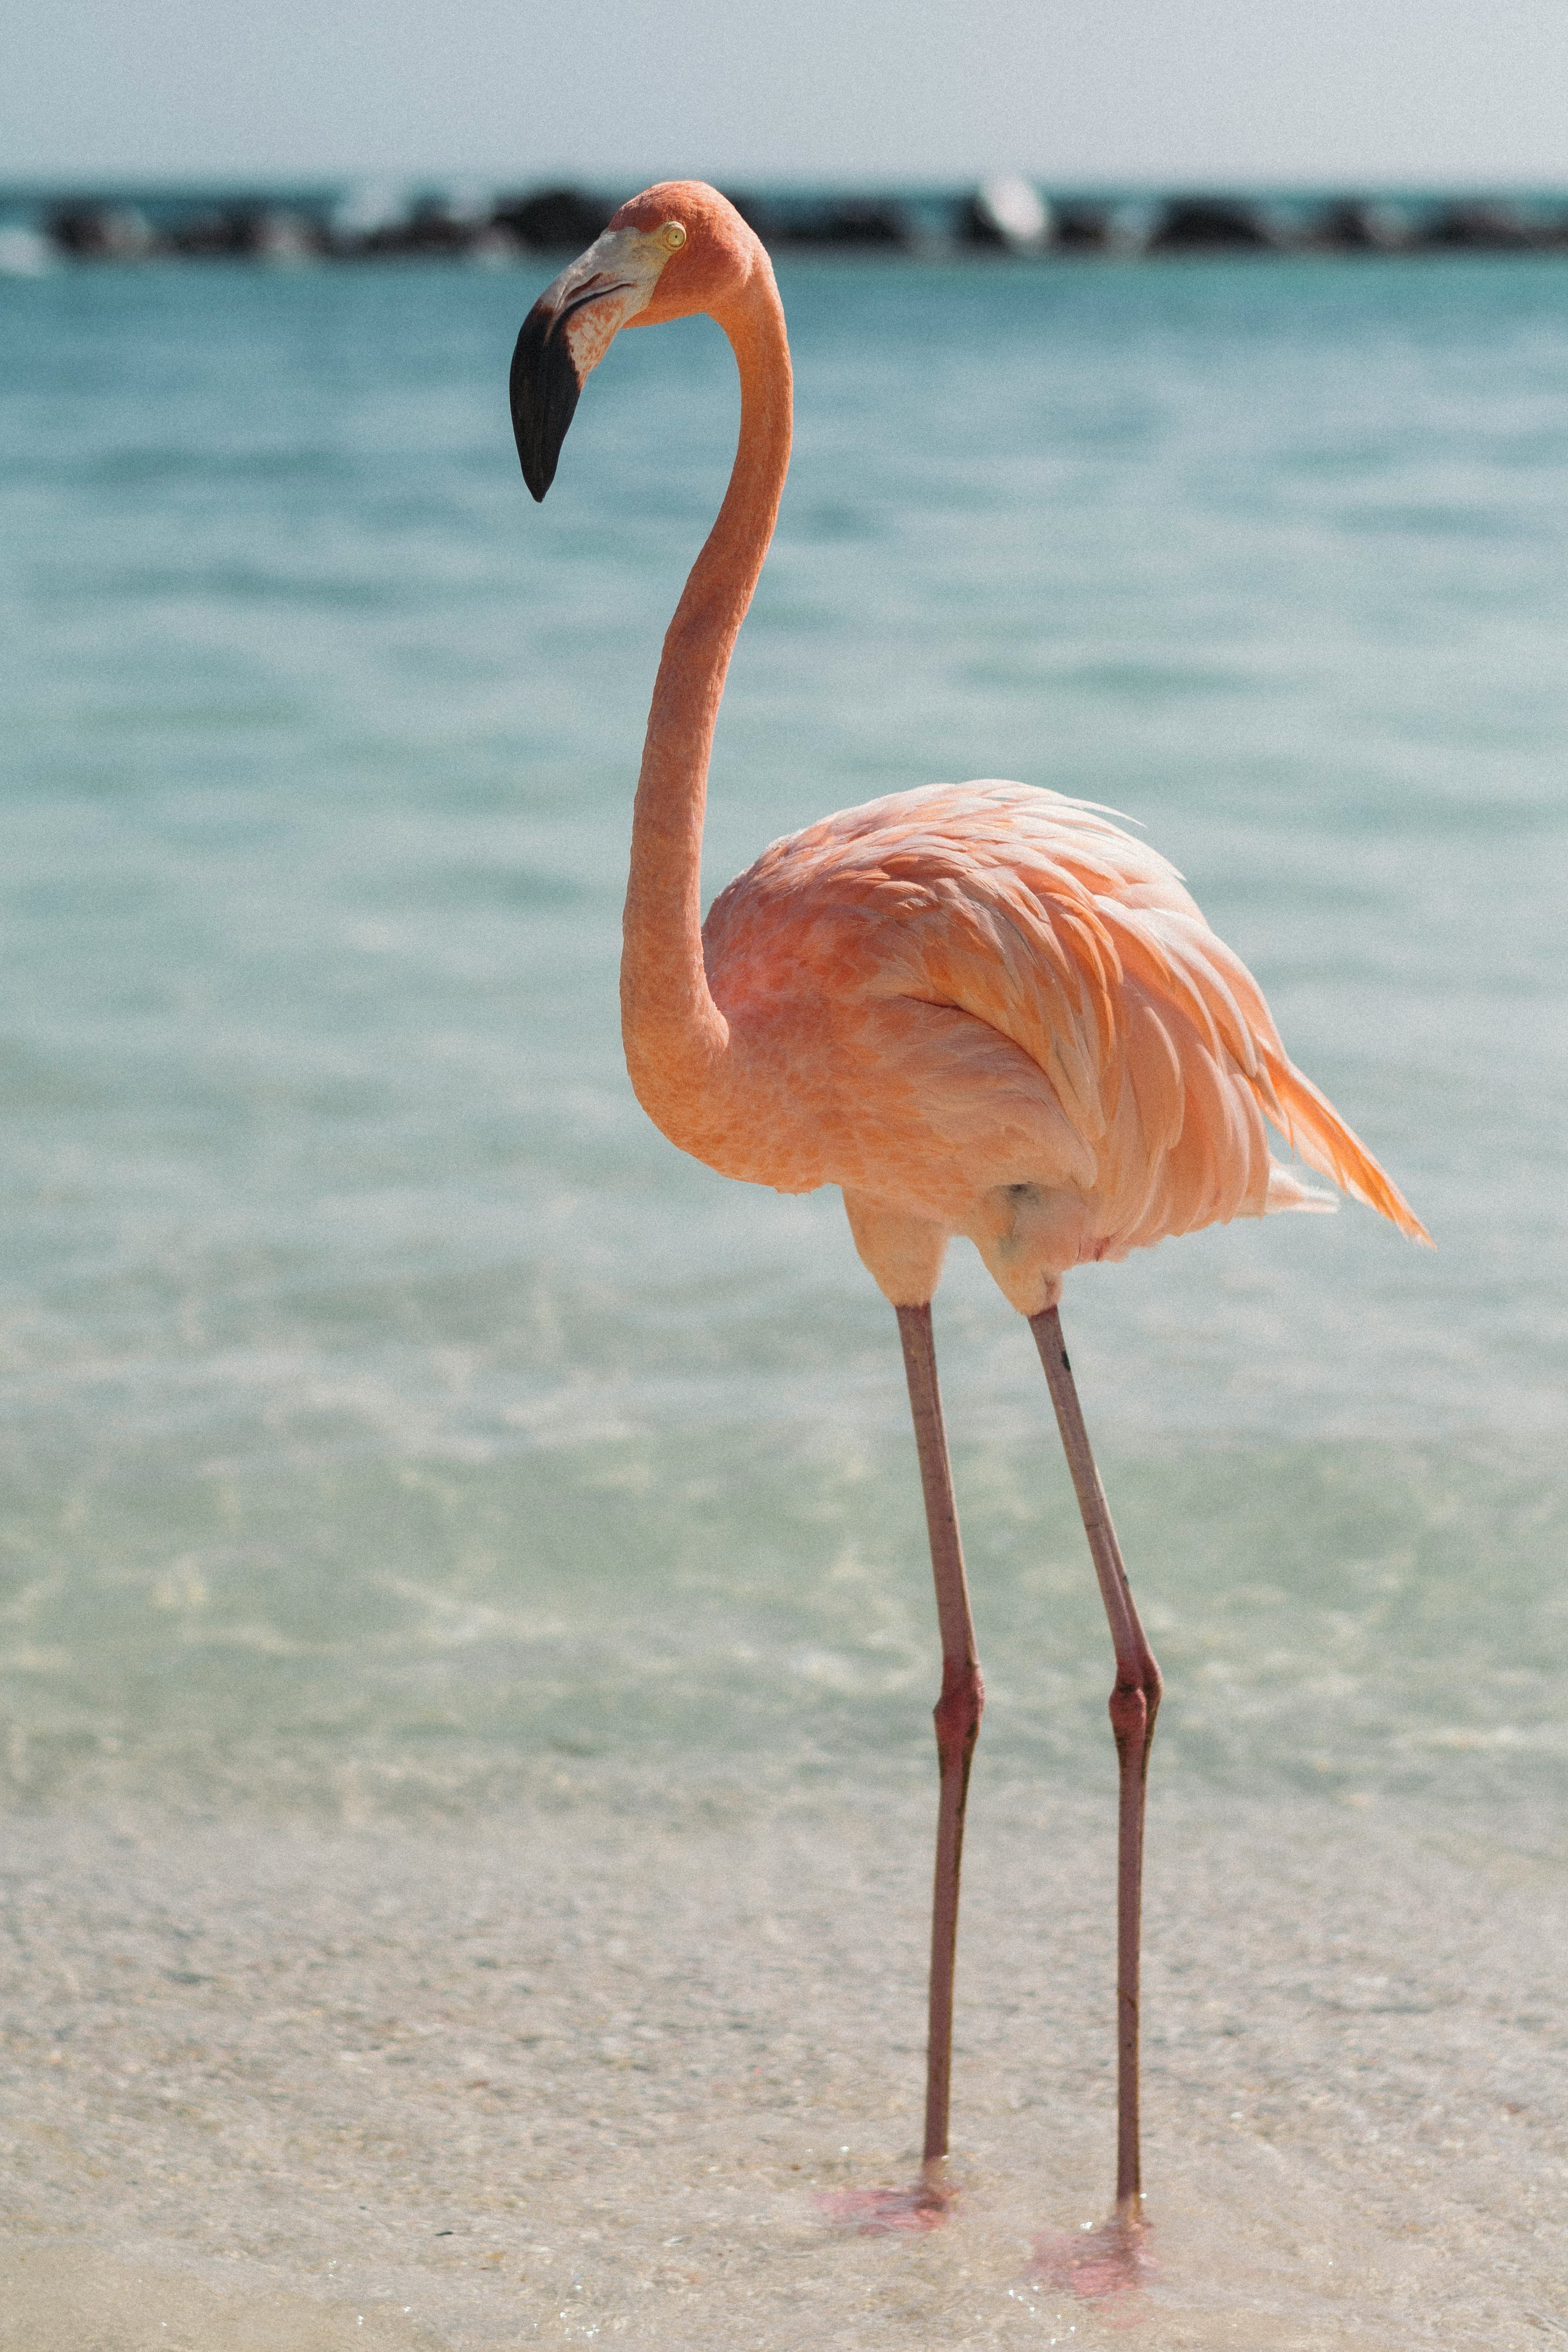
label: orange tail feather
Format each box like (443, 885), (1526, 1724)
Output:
(1260, 1052), (1431, 1245)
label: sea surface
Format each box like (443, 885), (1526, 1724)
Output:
(1, 247), (1566, 2347)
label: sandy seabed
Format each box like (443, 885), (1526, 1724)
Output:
(2, 1772), (1564, 2350)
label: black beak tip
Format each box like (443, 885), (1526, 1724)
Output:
(510, 301), (582, 506)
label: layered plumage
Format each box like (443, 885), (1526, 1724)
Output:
(697, 779), (1427, 1310)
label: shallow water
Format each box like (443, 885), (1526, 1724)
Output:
(4, 1785), (1566, 2348)
(1, 250), (1566, 2341)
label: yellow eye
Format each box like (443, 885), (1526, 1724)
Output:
(659, 222), (687, 252)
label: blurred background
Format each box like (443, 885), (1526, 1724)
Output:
(3, 0), (1564, 1817)
(9, 0), (1568, 264)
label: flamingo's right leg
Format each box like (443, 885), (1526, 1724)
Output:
(1029, 1303), (1162, 2221)
(895, 1301), (984, 2175)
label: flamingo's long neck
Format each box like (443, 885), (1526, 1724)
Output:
(620, 264), (792, 1145)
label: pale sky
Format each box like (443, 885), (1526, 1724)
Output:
(7, 0), (1568, 185)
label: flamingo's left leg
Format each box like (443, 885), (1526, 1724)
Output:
(1029, 1303), (1162, 2221)
(895, 1301), (985, 2173)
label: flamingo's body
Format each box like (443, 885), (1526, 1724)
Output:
(693, 779), (1421, 1309)
(510, 180), (1426, 2233)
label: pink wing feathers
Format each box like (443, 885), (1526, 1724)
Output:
(703, 782), (1428, 1258)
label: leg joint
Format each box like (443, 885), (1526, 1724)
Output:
(933, 1658), (984, 1770)
(1108, 1679), (1148, 1756)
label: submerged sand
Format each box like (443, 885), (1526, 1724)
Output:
(2, 1773), (1565, 2349)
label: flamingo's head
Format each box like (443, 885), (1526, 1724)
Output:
(510, 181), (762, 501)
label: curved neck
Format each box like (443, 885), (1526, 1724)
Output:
(621, 263), (792, 1120)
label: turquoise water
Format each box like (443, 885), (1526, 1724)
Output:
(3, 254), (1563, 1818)
(3, 250), (1568, 2348)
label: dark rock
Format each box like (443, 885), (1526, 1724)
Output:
(1147, 198), (1276, 253)
(733, 195), (918, 251)
(721, 192), (783, 242)
(490, 187), (617, 253)
(809, 200), (916, 248)
(168, 207), (248, 256)
(170, 205), (324, 260)
(1312, 200), (1418, 252)
(381, 201), (478, 256)
(1052, 203), (1111, 251)
(1420, 202), (1539, 252)
(46, 203), (153, 260)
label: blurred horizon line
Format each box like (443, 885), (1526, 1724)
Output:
(9, 175), (1568, 270)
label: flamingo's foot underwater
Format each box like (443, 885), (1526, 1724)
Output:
(1025, 2212), (1158, 2326)
(815, 2160), (958, 2235)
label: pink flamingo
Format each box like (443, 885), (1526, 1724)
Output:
(510, 183), (1428, 2227)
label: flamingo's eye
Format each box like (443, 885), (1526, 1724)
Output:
(658, 222), (687, 252)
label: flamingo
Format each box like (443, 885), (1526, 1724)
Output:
(509, 182), (1428, 2227)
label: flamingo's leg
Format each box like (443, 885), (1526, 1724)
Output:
(895, 1302), (984, 2172)
(1029, 1304), (1162, 2219)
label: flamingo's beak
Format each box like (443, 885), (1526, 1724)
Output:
(510, 225), (679, 500)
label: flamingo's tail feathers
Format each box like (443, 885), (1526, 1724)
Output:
(1260, 1053), (1432, 1246)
